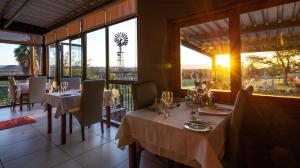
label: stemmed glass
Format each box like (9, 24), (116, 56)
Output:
(161, 91), (173, 118)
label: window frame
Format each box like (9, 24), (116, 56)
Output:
(170, 0), (299, 103)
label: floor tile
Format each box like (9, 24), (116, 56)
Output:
(75, 142), (128, 168)
(0, 135), (55, 162)
(53, 159), (82, 168)
(59, 132), (109, 157)
(0, 124), (32, 136)
(93, 124), (119, 141)
(115, 160), (128, 168)
(0, 127), (39, 146)
(4, 148), (70, 168)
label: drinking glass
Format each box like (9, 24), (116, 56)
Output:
(161, 91), (173, 118)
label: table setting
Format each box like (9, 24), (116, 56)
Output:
(116, 89), (233, 168)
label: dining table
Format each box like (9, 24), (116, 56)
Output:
(116, 102), (233, 168)
(16, 82), (51, 111)
(44, 89), (113, 144)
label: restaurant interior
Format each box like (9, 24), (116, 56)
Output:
(0, 0), (300, 168)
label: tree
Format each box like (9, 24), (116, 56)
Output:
(247, 48), (300, 85)
(14, 45), (41, 75)
(14, 45), (31, 74)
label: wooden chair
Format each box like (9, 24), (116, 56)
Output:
(69, 80), (105, 141)
(131, 81), (158, 110)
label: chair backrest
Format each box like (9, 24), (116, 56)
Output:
(8, 76), (17, 101)
(226, 89), (251, 168)
(61, 77), (81, 90)
(78, 80), (105, 126)
(29, 76), (46, 103)
(131, 81), (158, 110)
(245, 85), (254, 95)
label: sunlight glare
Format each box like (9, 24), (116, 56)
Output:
(216, 54), (230, 67)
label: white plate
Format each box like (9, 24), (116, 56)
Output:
(184, 120), (212, 132)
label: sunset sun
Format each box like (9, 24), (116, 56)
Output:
(216, 54), (230, 67)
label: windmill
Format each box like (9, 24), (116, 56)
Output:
(114, 32), (128, 70)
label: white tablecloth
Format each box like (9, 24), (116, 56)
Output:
(116, 103), (233, 168)
(44, 90), (113, 118)
(16, 83), (51, 98)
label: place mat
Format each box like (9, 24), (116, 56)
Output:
(0, 116), (36, 130)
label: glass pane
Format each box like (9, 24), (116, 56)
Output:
(109, 18), (138, 80)
(62, 44), (70, 77)
(86, 28), (106, 79)
(33, 46), (43, 75)
(0, 43), (34, 76)
(180, 18), (230, 91)
(71, 38), (82, 77)
(0, 81), (9, 106)
(48, 44), (56, 78)
(241, 2), (300, 97)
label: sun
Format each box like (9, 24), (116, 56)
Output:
(216, 54), (230, 67)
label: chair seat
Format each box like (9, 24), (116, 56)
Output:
(68, 107), (80, 113)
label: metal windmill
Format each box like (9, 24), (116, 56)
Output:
(114, 32), (128, 69)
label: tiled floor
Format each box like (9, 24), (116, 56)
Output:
(0, 105), (168, 168)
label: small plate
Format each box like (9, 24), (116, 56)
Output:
(184, 120), (212, 132)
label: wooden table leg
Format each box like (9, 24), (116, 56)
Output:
(129, 143), (137, 168)
(20, 94), (23, 111)
(47, 104), (52, 133)
(61, 113), (66, 145)
(106, 106), (111, 128)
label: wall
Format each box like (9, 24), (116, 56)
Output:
(137, 0), (260, 93)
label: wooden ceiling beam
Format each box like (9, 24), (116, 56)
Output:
(185, 18), (300, 41)
(3, 0), (32, 29)
(181, 40), (214, 57)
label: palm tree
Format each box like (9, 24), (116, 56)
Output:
(14, 45), (41, 75)
(14, 45), (31, 74)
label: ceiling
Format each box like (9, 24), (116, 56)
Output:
(0, 0), (112, 34)
(180, 1), (300, 56)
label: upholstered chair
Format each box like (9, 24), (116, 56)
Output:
(69, 80), (105, 141)
(8, 76), (17, 111)
(245, 85), (254, 95)
(224, 89), (251, 168)
(28, 76), (46, 109)
(131, 81), (158, 110)
(61, 77), (81, 90)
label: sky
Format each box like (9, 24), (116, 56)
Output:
(0, 43), (20, 65)
(1, 18), (138, 68)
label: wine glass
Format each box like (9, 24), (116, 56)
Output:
(161, 91), (173, 118)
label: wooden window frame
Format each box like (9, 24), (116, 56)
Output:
(169, 0), (299, 105)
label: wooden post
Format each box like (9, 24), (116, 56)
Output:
(229, 12), (242, 102)
(129, 143), (137, 168)
(61, 113), (66, 144)
(106, 106), (111, 128)
(47, 103), (52, 133)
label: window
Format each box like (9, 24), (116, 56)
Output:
(240, 2), (300, 97)
(70, 38), (82, 77)
(109, 18), (138, 80)
(48, 44), (56, 78)
(0, 43), (43, 76)
(86, 28), (106, 79)
(180, 18), (230, 91)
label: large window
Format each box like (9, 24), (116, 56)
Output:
(70, 38), (82, 77)
(0, 43), (43, 76)
(109, 18), (138, 80)
(240, 2), (300, 97)
(48, 44), (56, 78)
(86, 28), (106, 79)
(0, 43), (43, 107)
(180, 18), (230, 91)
